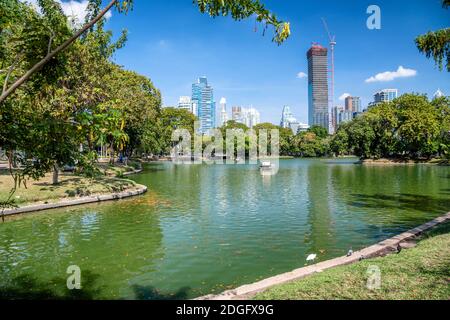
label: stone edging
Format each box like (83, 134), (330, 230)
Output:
(196, 211), (450, 300)
(1, 184), (148, 217)
(123, 169), (143, 176)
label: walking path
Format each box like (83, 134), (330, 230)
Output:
(196, 211), (450, 300)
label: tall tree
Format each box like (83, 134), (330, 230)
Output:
(0, 0), (290, 104)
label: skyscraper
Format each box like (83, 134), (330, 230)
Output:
(374, 89), (398, 104)
(178, 96), (194, 114)
(242, 107), (260, 128)
(280, 105), (308, 134)
(230, 106), (260, 128)
(192, 76), (215, 133)
(345, 96), (362, 113)
(332, 106), (343, 130)
(280, 106), (296, 128)
(307, 44), (329, 132)
(232, 106), (243, 122)
(219, 97), (228, 126)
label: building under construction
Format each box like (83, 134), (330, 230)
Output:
(307, 44), (329, 132)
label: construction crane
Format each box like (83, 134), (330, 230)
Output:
(321, 17), (336, 132)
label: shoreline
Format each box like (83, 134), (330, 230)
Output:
(1, 183), (148, 217)
(358, 158), (447, 166)
(196, 211), (450, 300)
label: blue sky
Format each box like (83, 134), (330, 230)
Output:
(101, 0), (450, 124)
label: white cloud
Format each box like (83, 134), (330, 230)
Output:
(339, 93), (351, 101)
(365, 66), (417, 83)
(297, 72), (307, 79)
(21, 0), (112, 26)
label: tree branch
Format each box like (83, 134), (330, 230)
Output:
(0, 0), (117, 104)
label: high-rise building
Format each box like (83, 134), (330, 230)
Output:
(231, 106), (260, 128)
(242, 107), (260, 128)
(280, 106), (296, 128)
(332, 106), (343, 130)
(307, 44), (329, 132)
(280, 105), (308, 134)
(339, 110), (354, 124)
(192, 76), (216, 133)
(345, 96), (362, 113)
(178, 96), (194, 114)
(374, 89), (398, 104)
(232, 106), (243, 122)
(219, 97), (228, 126)
(333, 105), (357, 129)
(297, 123), (310, 133)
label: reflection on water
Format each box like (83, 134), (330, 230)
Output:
(0, 159), (449, 299)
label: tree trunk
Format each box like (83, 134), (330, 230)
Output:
(0, 0), (117, 104)
(52, 164), (59, 185)
(110, 146), (115, 165)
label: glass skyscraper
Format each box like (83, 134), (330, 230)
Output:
(374, 89), (398, 103)
(345, 96), (362, 113)
(192, 76), (216, 134)
(307, 45), (329, 132)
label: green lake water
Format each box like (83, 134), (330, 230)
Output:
(0, 159), (449, 299)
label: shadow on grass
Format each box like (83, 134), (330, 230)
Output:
(35, 177), (83, 189)
(35, 176), (134, 195)
(349, 193), (450, 215)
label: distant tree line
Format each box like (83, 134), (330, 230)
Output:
(331, 94), (450, 160)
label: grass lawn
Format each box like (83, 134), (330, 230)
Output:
(96, 161), (141, 177)
(0, 171), (139, 206)
(255, 221), (450, 300)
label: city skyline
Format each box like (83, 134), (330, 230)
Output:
(110, 0), (449, 125)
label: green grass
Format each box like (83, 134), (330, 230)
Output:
(96, 161), (142, 177)
(0, 172), (138, 206)
(255, 222), (450, 300)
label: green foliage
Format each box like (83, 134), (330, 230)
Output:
(308, 125), (329, 139)
(141, 107), (197, 156)
(415, 1), (450, 71)
(195, 0), (290, 44)
(332, 94), (449, 160)
(0, 0), (155, 185)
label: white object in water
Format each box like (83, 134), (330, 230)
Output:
(306, 254), (317, 262)
(260, 161), (272, 168)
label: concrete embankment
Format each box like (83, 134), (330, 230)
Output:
(197, 212), (450, 300)
(1, 184), (148, 217)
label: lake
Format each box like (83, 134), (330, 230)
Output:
(0, 159), (448, 299)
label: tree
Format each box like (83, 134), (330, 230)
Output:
(396, 94), (441, 159)
(345, 116), (377, 159)
(142, 107), (197, 156)
(103, 66), (161, 158)
(366, 102), (399, 158)
(0, 0), (290, 104)
(431, 96), (450, 158)
(308, 125), (329, 139)
(0, 0), (132, 103)
(291, 131), (330, 158)
(415, 0), (450, 71)
(331, 124), (350, 156)
(332, 93), (446, 160)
